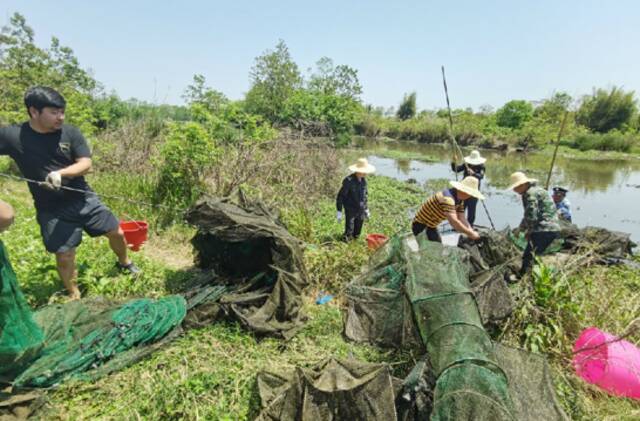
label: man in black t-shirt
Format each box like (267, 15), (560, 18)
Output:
(0, 87), (140, 300)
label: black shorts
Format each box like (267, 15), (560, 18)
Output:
(36, 196), (119, 253)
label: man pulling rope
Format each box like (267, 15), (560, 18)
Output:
(0, 87), (140, 300)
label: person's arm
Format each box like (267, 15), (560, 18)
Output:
(451, 162), (465, 173)
(336, 178), (348, 212)
(0, 127), (16, 156)
(0, 200), (15, 232)
(457, 211), (472, 229)
(63, 126), (92, 177)
(446, 211), (479, 239)
(475, 164), (485, 180)
(363, 179), (368, 209)
(57, 157), (92, 178)
(558, 202), (572, 221)
(49, 126), (93, 182)
(521, 193), (539, 237)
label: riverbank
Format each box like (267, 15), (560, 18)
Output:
(354, 136), (640, 161)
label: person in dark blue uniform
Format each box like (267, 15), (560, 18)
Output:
(451, 150), (486, 226)
(336, 158), (375, 241)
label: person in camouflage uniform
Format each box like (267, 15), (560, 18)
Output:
(508, 172), (560, 276)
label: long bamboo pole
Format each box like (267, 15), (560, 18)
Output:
(441, 66), (460, 174)
(545, 111), (570, 190)
(441, 66), (496, 230)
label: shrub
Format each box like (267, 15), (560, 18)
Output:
(576, 87), (637, 133)
(572, 131), (636, 152)
(354, 112), (386, 138)
(153, 121), (219, 221)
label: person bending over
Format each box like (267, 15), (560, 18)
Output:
(412, 176), (483, 243)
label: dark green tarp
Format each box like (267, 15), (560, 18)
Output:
(185, 192), (309, 339)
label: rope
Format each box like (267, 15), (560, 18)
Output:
(0, 172), (188, 214)
(440, 66), (496, 230)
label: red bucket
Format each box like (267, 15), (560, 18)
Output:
(119, 221), (148, 252)
(366, 233), (388, 250)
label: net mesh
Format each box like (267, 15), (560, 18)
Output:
(0, 241), (44, 378)
(344, 232), (570, 420)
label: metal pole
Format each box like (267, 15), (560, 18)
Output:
(545, 111), (569, 190)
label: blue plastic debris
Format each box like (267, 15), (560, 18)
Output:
(315, 294), (333, 305)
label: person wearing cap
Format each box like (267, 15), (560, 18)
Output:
(0, 87), (140, 300)
(336, 158), (375, 241)
(552, 187), (572, 222)
(508, 172), (560, 276)
(451, 150), (486, 226)
(412, 176), (483, 243)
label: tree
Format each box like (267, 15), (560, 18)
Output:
(281, 90), (360, 143)
(534, 92), (572, 124)
(478, 104), (494, 116)
(183, 74), (228, 113)
(0, 13), (98, 132)
(308, 57), (362, 100)
(576, 87), (637, 133)
(396, 92), (416, 120)
(245, 40), (302, 122)
(495, 100), (533, 129)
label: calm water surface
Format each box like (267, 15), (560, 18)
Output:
(360, 140), (640, 243)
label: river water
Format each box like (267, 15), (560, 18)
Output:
(359, 140), (640, 243)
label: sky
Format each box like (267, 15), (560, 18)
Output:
(2, 0), (639, 110)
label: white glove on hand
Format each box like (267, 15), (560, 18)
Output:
(45, 171), (62, 190)
(365, 209), (371, 219)
(336, 211), (342, 222)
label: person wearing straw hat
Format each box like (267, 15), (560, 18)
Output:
(336, 158), (375, 241)
(412, 176), (483, 243)
(0, 87), (140, 300)
(451, 150), (486, 227)
(508, 172), (560, 276)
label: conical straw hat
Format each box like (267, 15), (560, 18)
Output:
(348, 158), (376, 174)
(450, 176), (485, 200)
(464, 150), (487, 165)
(507, 171), (538, 190)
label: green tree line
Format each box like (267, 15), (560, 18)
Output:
(2, 12), (639, 157)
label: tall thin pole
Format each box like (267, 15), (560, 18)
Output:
(545, 111), (569, 190)
(441, 66), (459, 172)
(441, 65), (495, 229)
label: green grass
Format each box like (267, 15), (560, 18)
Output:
(42, 303), (407, 420)
(0, 173), (420, 419)
(500, 260), (640, 420)
(540, 144), (640, 161)
(3, 162), (640, 420)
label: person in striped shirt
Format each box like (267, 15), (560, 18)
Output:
(412, 176), (484, 243)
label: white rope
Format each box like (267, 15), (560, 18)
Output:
(0, 172), (187, 213)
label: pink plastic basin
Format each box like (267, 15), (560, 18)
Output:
(573, 327), (640, 399)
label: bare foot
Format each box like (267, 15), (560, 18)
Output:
(67, 289), (81, 301)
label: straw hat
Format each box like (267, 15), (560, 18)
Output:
(507, 171), (538, 190)
(349, 158), (376, 174)
(464, 150), (486, 165)
(450, 176), (485, 200)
